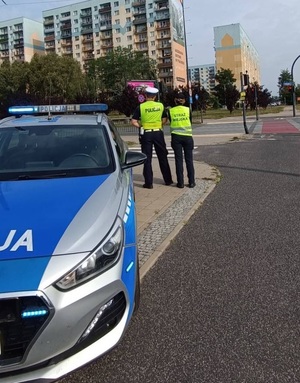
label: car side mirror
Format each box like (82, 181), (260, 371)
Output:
(121, 151), (146, 170)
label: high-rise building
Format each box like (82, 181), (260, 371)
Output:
(214, 23), (260, 89)
(0, 18), (44, 64)
(42, 0), (187, 89)
(189, 64), (215, 93)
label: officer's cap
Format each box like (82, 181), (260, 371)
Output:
(145, 87), (159, 95)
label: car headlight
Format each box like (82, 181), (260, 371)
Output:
(56, 218), (124, 290)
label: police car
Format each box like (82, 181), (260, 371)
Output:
(0, 104), (146, 383)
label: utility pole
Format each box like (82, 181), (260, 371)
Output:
(240, 72), (249, 134)
(182, 0), (192, 113)
(291, 54), (300, 117)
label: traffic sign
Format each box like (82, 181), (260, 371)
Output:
(138, 94), (145, 103)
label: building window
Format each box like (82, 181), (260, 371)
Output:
(114, 10), (119, 16)
(115, 19), (120, 25)
(73, 10), (77, 16)
(114, 2), (119, 6)
(126, 26), (131, 32)
(149, 22), (154, 27)
(115, 28), (120, 33)
(94, 6), (98, 11)
(126, 8), (130, 13)
(126, 17), (131, 23)
(127, 35), (132, 41)
(116, 37), (121, 43)
(149, 3), (153, 9)
(75, 44), (79, 49)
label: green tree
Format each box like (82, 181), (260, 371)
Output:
(28, 54), (87, 104)
(278, 69), (293, 104)
(214, 68), (239, 112)
(0, 60), (31, 117)
(87, 47), (157, 96)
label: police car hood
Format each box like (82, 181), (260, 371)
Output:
(0, 173), (123, 261)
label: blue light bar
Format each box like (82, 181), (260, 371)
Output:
(21, 308), (48, 318)
(8, 103), (108, 115)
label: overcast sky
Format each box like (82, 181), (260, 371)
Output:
(0, 0), (299, 96)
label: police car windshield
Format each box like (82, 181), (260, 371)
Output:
(0, 125), (114, 180)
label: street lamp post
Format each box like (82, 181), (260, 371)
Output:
(291, 54), (300, 117)
(181, 0), (192, 112)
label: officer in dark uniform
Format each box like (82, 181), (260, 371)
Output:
(168, 93), (195, 188)
(131, 87), (173, 189)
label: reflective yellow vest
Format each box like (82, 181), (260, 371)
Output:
(140, 101), (164, 130)
(169, 105), (192, 136)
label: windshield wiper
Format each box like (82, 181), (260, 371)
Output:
(17, 173), (67, 180)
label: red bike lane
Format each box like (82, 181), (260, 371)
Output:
(262, 119), (300, 133)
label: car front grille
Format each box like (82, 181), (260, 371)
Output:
(0, 296), (51, 366)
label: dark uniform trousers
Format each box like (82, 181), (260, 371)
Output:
(171, 134), (195, 185)
(140, 130), (172, 186)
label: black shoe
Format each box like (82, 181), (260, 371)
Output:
(165, 180), (173, 186)
(189, 182), (196, 188)
(177, 183), (184, 188)
(143, 183), (153, 189)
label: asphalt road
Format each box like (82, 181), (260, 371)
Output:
(60, 132), (300, 383)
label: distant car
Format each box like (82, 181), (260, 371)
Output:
(0, 104), (146, 383)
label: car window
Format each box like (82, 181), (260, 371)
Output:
(0, 125), (115, 180)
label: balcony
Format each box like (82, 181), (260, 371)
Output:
(100, 34), (112, 40)
(63, 49), (73, 56)
(159, 72), (173, 78)
(100, 22), (112, 30)
(82, 45), (94, 52)
(61, 31), (72, 38)
(156, 22), (170, 30)
(44, 34), (55, 42)
(132, 0), (145, 5)
(44, 18), (54, 26)
(60, 39), (72, 47)
(101, 43), (113, 49)
(99, 5), (111, 13)
(156, 34), (170, 40)
(83, 53), (94, 60)
(156, 42), (171, 49)
(157, 61), (172, 69)
(80, 10), (92, 17)
(44, 26), (55, 33)
(133, 17), (147, 25)
(155, 12), (170, 21)
(61, 22), (72, 30)
(132, 8), (146, 16)
(81, 27), (93, 35)
(14, 41), (24, 49)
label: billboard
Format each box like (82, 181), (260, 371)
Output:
(127, 80), (156, 92)
(170, 0), (187, 88)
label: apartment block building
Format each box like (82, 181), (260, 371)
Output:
(42, 0), (187, 89)
(189, 64), (215, 93)
(214, 23), (260, 90)
(0, 18), (44, 64)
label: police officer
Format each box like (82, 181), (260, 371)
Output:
(131, 86), (173, 189)
(168, 93), (195, 188)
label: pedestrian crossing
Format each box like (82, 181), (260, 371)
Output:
(128, 146), (198, 158)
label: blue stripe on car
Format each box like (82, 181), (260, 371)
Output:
(0, 175), (109, 261)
